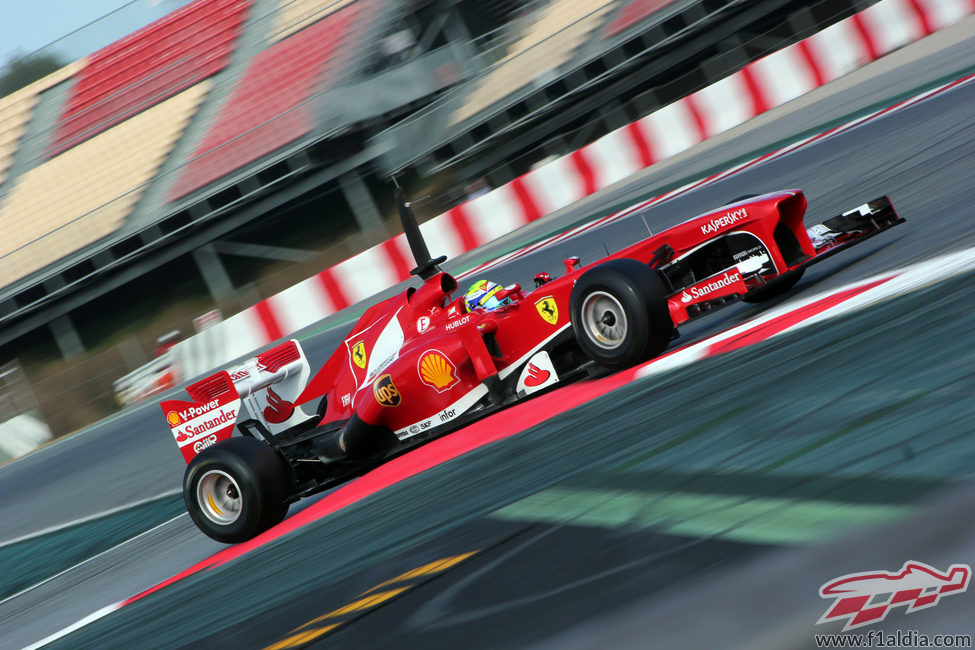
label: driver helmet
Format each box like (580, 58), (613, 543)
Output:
(464, 280), (509, 312)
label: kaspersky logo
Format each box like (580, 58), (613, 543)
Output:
(817, 561), (971, 631)
(700, 207), (747, 235)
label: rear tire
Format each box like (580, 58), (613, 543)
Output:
(183, 437), (293, 544)
(570, 259), (673, 370)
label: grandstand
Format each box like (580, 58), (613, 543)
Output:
(169, 1), (367, 199)
(378, 0), (884, 181)
(0, 63), (83, 186)
(48, 0), (248, 157)
(0, 82), (209, 287)
(0, 0), (882, 414)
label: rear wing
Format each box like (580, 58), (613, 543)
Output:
(161, 371), (240, 463)
(161, 339), (314, 463)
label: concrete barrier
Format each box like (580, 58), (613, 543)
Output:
(166, 0), (972, 384)
(0, 414), (53, 462)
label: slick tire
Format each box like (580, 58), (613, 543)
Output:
(570, 258), (673, 370)
(183, 437), (293, 544)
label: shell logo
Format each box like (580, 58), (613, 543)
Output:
(418, 350), (459, 393)
(166, 411), (181, 426)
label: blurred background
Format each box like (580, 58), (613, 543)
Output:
(0, 0), (888, 442)
(3, 2), (975, 648)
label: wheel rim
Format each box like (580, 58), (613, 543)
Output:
(582, 291), (627, 349)
(197, 469), (242, 525)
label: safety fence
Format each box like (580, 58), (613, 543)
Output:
(114, 0), (973, 403)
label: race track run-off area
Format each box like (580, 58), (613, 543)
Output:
(41, 248), (975, 649)
(7, 35), (975, 650)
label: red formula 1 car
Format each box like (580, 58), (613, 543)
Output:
(162, 189), (902, 542)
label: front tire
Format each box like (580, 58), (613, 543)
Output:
(183, 437), (293, 544)
(570, 259), (673, 370)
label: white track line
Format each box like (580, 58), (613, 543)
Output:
(635, 246), (975, 381)
(28, 247), (975, 648)
(0, 489), (182, 549)
(22, 603), (123, 650)
(461, 72), (975, 279)
(23, 63), (975, 650)
(2, 512), (187, 608)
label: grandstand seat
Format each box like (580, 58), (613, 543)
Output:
(270, 0), (357, 42)
(168, 3), (361, 201)
(604, 0), (677, 37)
(0, 62), (82, 186)
(451, 0), (615, 126)
(0, 83), (210, 289)
(48, 0), (247, 157)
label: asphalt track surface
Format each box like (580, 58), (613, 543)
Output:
(3, 25), (975, 649)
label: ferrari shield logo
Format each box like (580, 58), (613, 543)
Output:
(351, 341), (367, 369)
(535, 296), (558, 325)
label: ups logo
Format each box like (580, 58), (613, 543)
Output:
(373, 374), (401, 407)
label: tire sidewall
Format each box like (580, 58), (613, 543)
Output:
(570, 259), (671, 369)
(183, 437), (291, 544)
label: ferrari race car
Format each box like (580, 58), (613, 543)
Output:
(162, 189), (903, 542)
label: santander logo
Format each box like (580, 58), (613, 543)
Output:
(523, 362), (551, 388)
(685, 271), (741, 301)
(263, 386), (295, 424)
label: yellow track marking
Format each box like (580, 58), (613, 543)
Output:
(264, 623), (341, 649)
(359, 551), (479, 596)
(267, 550), (481, 647)
(294, 587), (410, 630)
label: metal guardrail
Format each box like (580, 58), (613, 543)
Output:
(374, 0), (712, 173)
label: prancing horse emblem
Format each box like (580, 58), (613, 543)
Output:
(352, 341), (367, 369)
(535, 296), (558, 325)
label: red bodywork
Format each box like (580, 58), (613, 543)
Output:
(163, 190), (902, 460)
(293, 269), (575, 438)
